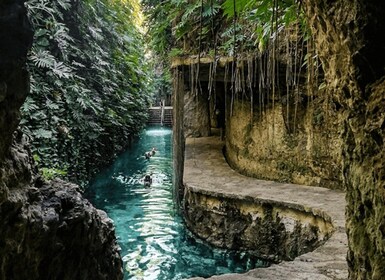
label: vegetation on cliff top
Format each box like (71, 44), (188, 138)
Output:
(142, 0), (305, 58)
(22, 0), (154, 184)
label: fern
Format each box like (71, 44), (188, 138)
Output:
(181, 1), (201, 22)
(21, 97), (39, 113)
(222, 0), (251, 18)
(202, 3), (221, 18)
(33, 128), (53, 139)
(30, 49), (55, 68)
(56, 0), (71, 11)
(51, 61), (73, 79)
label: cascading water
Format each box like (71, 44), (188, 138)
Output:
(85, 126), (266, 280)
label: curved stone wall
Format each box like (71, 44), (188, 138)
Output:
(225, 98), (342, 189)
(183, 185), (334, 262)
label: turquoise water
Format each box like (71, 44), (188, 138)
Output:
(85, 126), (266, 280)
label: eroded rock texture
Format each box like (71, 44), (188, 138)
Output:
(183, 188), (333, 263)
(303, 0), (385, 279)
(0, 0), (32, 162)
(0, 1), (123, 279)
(184, 87), (211, 138)
(225, 97), (342, 189)
(0, 146), (123, 280)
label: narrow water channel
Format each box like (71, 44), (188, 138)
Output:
(85, 126), (266, 280)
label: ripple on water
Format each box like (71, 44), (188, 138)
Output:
(85, 126), (268, 280)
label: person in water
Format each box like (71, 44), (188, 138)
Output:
(144, 148), (156, 159)
(144, 151), (151, 160)
(143, 174), (152, 186)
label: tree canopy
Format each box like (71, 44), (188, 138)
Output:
(142, 0), (305, 58)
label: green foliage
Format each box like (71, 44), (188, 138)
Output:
(222, 0), (251, 18)
(23, 0), (153, 185)
(41, 167), (68, 180)
(169, 48), (184, 58)
(142, 0), (221, 56)
(142, 0), (304, 56)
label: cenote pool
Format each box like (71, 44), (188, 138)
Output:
(85, 126), (266, 280)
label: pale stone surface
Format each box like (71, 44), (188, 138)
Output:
(184, 89), (211, 137)
(184, 136), (348, 280)
(226, 98), (342, 190)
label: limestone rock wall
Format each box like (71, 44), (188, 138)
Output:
(302, 0), (385, 279)
(225, 96), (342, 189)
(183, 186), (334, 262)
(0, 1), (123, 279)
(184, 88), (211, 138)
(0, 0), (33, 162)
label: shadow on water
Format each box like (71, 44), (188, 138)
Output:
(85, 126), (267, 280)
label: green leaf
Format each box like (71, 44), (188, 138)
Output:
(33, 128), (53, 139)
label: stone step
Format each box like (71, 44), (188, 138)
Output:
(147, 107), (173, 126)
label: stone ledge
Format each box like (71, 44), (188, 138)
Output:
(183, 136), (348, 280)
(171, 56), (234, 69)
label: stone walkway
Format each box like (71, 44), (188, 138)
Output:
(184, 136), (348, 280)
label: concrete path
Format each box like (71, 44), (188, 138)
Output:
(184, 136), (348, 280)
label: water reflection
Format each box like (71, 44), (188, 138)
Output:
(85, 126), (267, 280)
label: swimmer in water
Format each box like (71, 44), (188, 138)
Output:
(144, 152), (151, 160)
(150, 147), (156, 156)
(143, 174), (152, 186)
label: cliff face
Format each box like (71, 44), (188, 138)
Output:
(303, 0), (385, 279)
(0, 0), (32, 162)
(225, 96), (342, 189)
(0, 1), (123, 279)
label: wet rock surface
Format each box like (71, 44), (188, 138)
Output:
(0, 163), (123, 280)
(184, 190), (334, 263)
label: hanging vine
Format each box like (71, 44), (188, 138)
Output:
(195, 0), (204, 97)
(142, 0), (314, 140)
